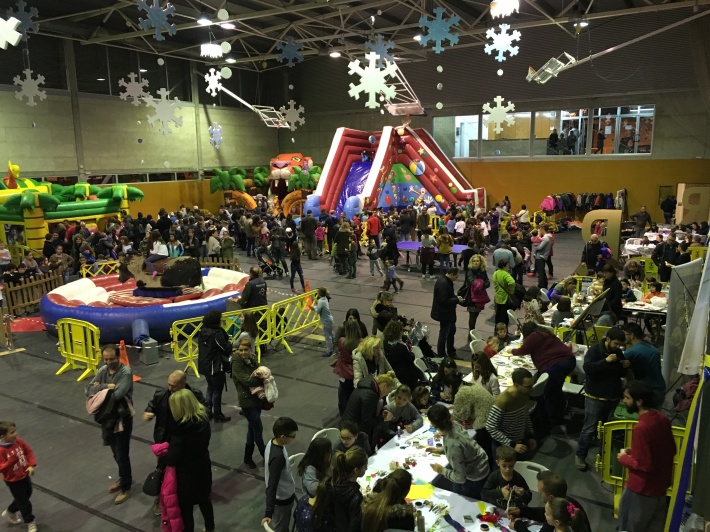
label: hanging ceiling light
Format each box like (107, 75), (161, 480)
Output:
(201, 42), (223, 58)
(220, 22), (235, 29)
(573, 15), (589, 28)
(490, 0), (519, 19)
(329, 50), (342, 58)
(197, 9), (211, 26)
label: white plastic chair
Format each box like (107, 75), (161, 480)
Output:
(469, 329), (482, 342)
(530, 373), (548, 399)
(514, 461), (549, 492)
(562, 381), (584, 395)
(507, 309), (521, 328)
(263, 523), (275, 532)
(289, 452), (305, 495)
(470, 338), (487, 354)
(632, 289), (643, 301)
(312, 427), (341, 446)
(415, 358), (434, 380)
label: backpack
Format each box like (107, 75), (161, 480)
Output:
(673, 375), (699, 412)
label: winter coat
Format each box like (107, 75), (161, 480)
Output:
(145, 385), (206, 444)
(384, 340), (420, 390)
(152, 442), (183, 532)
(466, 268), (490, 312)
(430, 274), (460, 322)
(325, 480), (363, 532)
(352, 350), (394, 388)
(342, 375), (383, 442)
(197, 326), (231, 376)
(163, 418), (212, 506)
(334, 337), (355, 381)
(232, 354), (262, 409)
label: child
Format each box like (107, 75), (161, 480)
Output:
(335, 420), (373, 456)
(0, 421), (38, 532)
(221, 233), (235, 262)
(620, 279), (637, 304)
(384, 259), (403, 293)
(642, 281), (666, 303)
(420, 228), (436, 279)
(510, 497), (590, 532)
(551, 297), (575, 328)
(589, 272), (604, 298)
(297, 437), (332, 497)
(495, 322), (518, 347)
(481, 445), (532, 510)
(385, 384), (423, 435)
(262, 417), (299, 532)
(483, 336), (500, 358)
(326, 447), (369, 531)
(346, 240), (358, 279)
(367, 239), (384, 277)
(315, 222), (325, 256)
(411, 385), (434, 413)
(315, 287), (334, 358)
(430, 357), (463, 403)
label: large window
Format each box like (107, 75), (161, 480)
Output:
(481, 112), (531, 157)
(534, 109), (588, 155)
(592, 105), (654, 155)
(454, 115), (479, 158)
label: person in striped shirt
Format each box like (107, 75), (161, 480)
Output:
(485, 368), (537, 459)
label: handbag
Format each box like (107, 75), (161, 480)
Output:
(508, 283), (526, 309)
(457, 283), (471, 306)
(142, 467), (164, 496)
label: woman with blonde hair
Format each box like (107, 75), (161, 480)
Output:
(466, 253), (490, 331)
(164, 389), (214, 532)
(352, 336), (395, 387)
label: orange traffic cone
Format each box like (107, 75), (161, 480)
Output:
(304, 280), (314, 310)
(119, 340), (141, 382)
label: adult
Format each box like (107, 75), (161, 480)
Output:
(416, 207), (430, 241)
(237, 266), (268, 309)
(144, 230), (168, 275)
(232, 336), (265, 469)
(493, 259), (516, 326)
(334, 222), (353, 275)
(49, 245), (74, 284)
(324, 210), (339, 253)
(533, 224), (552, 289)
(492, 242), (514, 271)
(382, 320), (420, 391)
(342, 374), (396, 449)
(269, 226), (289, 275)
(366, 211), (382, 248)
(596, 129), (605, 154)
(617, 383), (676, 532)
(516, 205), (530, 227)
(426, 404), (490, 499)
(352, 336), (394, 388)
(601, 265), (623, 321)
(85, 344), (134, 504)
(575, 327), (629, 471)
(651, 234), (679, 282)
(660, 195), (676, 225)
(631, 206), (653, 238)
(623, 259), (645, 285)
(466, 254), (490, 331)
(485, 368), (537, 459)
(197, 310), (231, 423)
(623, 323), (666, 406)
(512, 323), (576, 423)
(334, 309), (369, 340)
(184, 228), (200, 258)
(549, 277), (576, 303)
(300, 210), (318, 260)
(581, 234), (604, 273)
(334, 321), (362, 415)
(162, 389), (214, 532)
(452, 356), (495, 462)
(431, 267), (464, 359)
(548, 128), (558, 153)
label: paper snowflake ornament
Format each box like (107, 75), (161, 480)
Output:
(276, 36), (304, 67)
(137, 0), (176, 42)
(490, 0), (520, 19)
(118, 72), (150, 106)
(279, 100), (305, 131)
(209, 122), (223, 149)
(482, 95), (515, 134)
(204, 68), (223, 97)
(418, 7), (460, 54)
(485, 24), (521, 62)
(6, 1), (38, 41)
(348, 52), (397, 109)
(365, 35), (395, 68)
(145, 88), (183, 135)
(0, 16), (22, 49)
(13, 68), (46, 106)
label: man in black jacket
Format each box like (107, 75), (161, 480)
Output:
(431, 267), (464, 359)
(342, 374), (395, 448)
(237, 266), (268, 309)
(631, 205), (653, 238)
(324, 210), (339, 253)
(575, 327), (629, 471)
(580, 234), (603, 272)
(143, 370), (206, 441)
(197, 310), (232, 423)
(651, 234), (679, 282)
(300, 210), (318, 260)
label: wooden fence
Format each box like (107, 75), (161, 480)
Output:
(5, 271), (63, 316)
(199, 257), (240, 270)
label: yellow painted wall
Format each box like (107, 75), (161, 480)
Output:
(454, 159), (710, 221)
(129, 180), (223, 217)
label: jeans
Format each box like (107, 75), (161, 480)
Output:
(546, 256), (554, 276)
(451, 476), (486, 500)
(246, 237), (255, 257)
(179, 497), (215, 532)
(304, 237), (316, 259)
(495, 300), (510, 326)
(439, 253), (451, 273)
(542, 357), (576, 422)
(347, 255), (357, 277)
(204, 372), (226, 416)
(145, 254), (167, 272)
(421, 249), (435, 275)
(338, 379), (354, 415)
(290, 262), (304, 289)
(322, 320), (334, 353)
(618, 488), (668, 532)
(6, 476), (34, 523)
(107, 415), (133, 491)
(535, 257), (548, 288)
(270, 499), (294, 532)
(576, 397), (617, 458)
(370, 259), (383, 275)
(242, 406), (265, 455)
(436, 319), (457, 358)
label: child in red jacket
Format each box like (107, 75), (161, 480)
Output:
(0, 421), (37, 531)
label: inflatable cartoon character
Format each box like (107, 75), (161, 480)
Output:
(5, 161), (20, 189)
(269, 153), (314, 200)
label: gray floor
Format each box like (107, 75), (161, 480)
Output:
(0, 230), (619, 531)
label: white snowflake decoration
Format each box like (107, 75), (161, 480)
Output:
(418, 7), (460, 54)
(0, 16), (22, 49)
(145, 88), (183, 135)
(209, 122), (223, 149)
(6, 0), (38, 41)
(276, 36), (304, 67)
(485, 24), (521, 62)
(347, 52), (397, 109)
(13, 68), (46, 107)
(279, 100), (305, 131)
(482, 95), (516, 134)
(490, 0), (520, 19)
(365, 35), (395, 68)
(204, 68), (223, 97)
(118, 72), (150, 106)
(137, 0), (176, 42)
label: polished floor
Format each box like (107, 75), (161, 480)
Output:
(0, 230), (624, 531)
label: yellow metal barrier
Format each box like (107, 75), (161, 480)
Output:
(573, 276), (594, 294)
(222, 306), (272, 362)
(81, 260), (121, 277)
(596, 419), (691, 517)
(55, 318), (102, 381)
(270, 289), (321, 354)
(688, 246), (708, 262)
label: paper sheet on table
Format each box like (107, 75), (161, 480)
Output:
(407, 483), (435, 500)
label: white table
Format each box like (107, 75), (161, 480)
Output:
(360, 418), (542, 531)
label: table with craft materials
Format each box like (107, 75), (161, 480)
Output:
(360, 417), (542, 531)
(396, 241), (469, 272)
(622, 300), (668, 318)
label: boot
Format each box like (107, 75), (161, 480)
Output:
(206, 407), (214, 420)
(214, 413), (231, 423)
(243, 443), (257, 469)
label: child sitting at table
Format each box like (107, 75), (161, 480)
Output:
(411, 385), (434, 413)
(495, 322), (519, 347)
(620, 279), (637, 304)
(385, 385), (423, 435)
(551, 297), (575, 328)
(588, 271), (604, 298)
(481, 445), (533, 510)
(642, 281), (666, 303)
(335, 420), (373, 457)
(484, 336), (500, 358)
(430, 357), (463, 403)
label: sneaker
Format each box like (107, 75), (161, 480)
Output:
(321, 352), (331, 358)
(27, 524), (38, 532)
(2, 511), (21, 525)
(114, 489), (131, 505)
(575, 456), (587, 471)
(243, 457), (257, 470)
(108, 481), (122, 493)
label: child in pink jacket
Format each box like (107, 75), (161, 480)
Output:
(152, 442), (182, 532)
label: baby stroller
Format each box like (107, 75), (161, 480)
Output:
(256, 245), (284, 279)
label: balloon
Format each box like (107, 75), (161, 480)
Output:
(435, 194), (443, 202)
(409, 160), (425, 176)
(368, 135), (376, 144)
(494, 150), (501, 156)
(396, 127), (405, 136)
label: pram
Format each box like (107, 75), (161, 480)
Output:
(255, 245), (284, 279)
